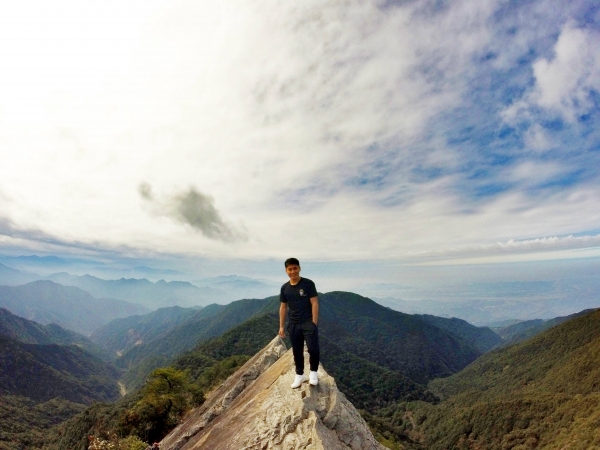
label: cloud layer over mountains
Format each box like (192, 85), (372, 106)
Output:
(0, 0), (599, 264)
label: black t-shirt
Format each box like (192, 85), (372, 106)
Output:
(280, 277), (317, 324)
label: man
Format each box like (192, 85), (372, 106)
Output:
(279, 257), (320, 388)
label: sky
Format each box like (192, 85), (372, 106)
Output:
(0, 0), (599, 291)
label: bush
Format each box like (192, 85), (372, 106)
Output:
(118, 436), (148, 450)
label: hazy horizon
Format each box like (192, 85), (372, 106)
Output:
(2, 251), (598, 316)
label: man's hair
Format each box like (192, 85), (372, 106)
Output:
(284, 257), (300, 268)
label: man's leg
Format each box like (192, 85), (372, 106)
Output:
(302, 321), (320, 372)
(289, 322), (305, 375)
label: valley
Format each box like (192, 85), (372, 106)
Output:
(0, 263), (599, 449)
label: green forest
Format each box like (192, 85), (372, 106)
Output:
(2, 294), (600, 449)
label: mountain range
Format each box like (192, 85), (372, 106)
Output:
(0, 280), (149, 335)
(2, 264), (599, 450)
(0, 309), (122, 403)
(492, 308), (596, 347)
(0, 308), (113, 361)
(0, 309), (124, 449)
(373, 307), (600, 448)
(0, 336), (120, 404)
(45, 273), (220, 309)
(100, 291), (504, 404)
(47, 296), (600, 450)
(0, 259), (279, 309)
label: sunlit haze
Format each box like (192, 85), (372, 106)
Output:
(1, 0), (599, 299)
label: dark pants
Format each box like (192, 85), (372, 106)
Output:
(288, 321), (320, 375)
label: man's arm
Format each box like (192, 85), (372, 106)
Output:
(279, 302), (287, 337)
(310, 296), (319, 326)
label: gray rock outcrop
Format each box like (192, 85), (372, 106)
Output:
(160, 336), (386, 450)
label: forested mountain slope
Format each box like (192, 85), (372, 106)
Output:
(415, 314), (502, 352)
(320, 292), (482, 382)
(112, 291), (490, 390)
(0, 336), (120, 404)
(494, 308), (596, 348)
(39, 291), (503, 449)
(0, 311), (124, 449)
(0, 308), (113, 361)
(90, 305), (203, 355)
(403, 308), (600, 449)
(114, 298), (272, 369)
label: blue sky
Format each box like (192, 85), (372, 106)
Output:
(0, 0), (599, 287)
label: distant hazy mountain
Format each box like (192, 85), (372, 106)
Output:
(46, 273), (223, 309)
(493, 308), (597, 347)
(0, 253), (185, 282)
(415, 314), (503, 353)
(0, 280), (149, 335)
(0, 262), (38, 285)
(0, 308), (113, 361)
(0, 254), (290, 309)
(379, 295), (600, 325)
(405, 308), (600, 449)
(194, 275), (278, 299)
(46, 273), (279, 309)
(0, 254), (96, 277)
(0, 254), (70, 267)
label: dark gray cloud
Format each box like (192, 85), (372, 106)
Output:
(173, 188), (240, 242)
(138, 182), (154, 201)
(139, 184), (245, 243)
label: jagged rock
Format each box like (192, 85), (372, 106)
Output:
(160, 336), (386, 450)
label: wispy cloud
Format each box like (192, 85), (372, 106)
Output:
(0, 0), (598, 264)
(411, 233), (600, 262)
(503, 22), (600, 124)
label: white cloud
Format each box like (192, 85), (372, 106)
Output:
(0, 0), (497, 254)
(523, 123), (555, 152)
(0, 0), (599, 265)
(507, 160), (566, 187)
(411, 231), (600, 264)
(503, 22), (600, 124)
(533, 23), (600, 121)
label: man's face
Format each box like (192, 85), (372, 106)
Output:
(285, 264), (301, 282)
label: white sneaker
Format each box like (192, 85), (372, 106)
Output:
(309, 371), (318, 386)
(291, 374), (308, 388)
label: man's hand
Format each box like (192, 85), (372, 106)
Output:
(310, 296), (319, 327)
(279, 302), (287, 338)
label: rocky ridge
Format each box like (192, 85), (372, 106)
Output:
(160, 336), (386, 450)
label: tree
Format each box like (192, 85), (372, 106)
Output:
(120, 367), (203, 443)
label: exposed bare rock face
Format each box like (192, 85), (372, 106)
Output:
(160, 336), (386, 450)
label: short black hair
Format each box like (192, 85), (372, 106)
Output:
(284, 257), (300, 268)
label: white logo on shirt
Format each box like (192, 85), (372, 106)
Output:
(299, 289), (305, 296)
